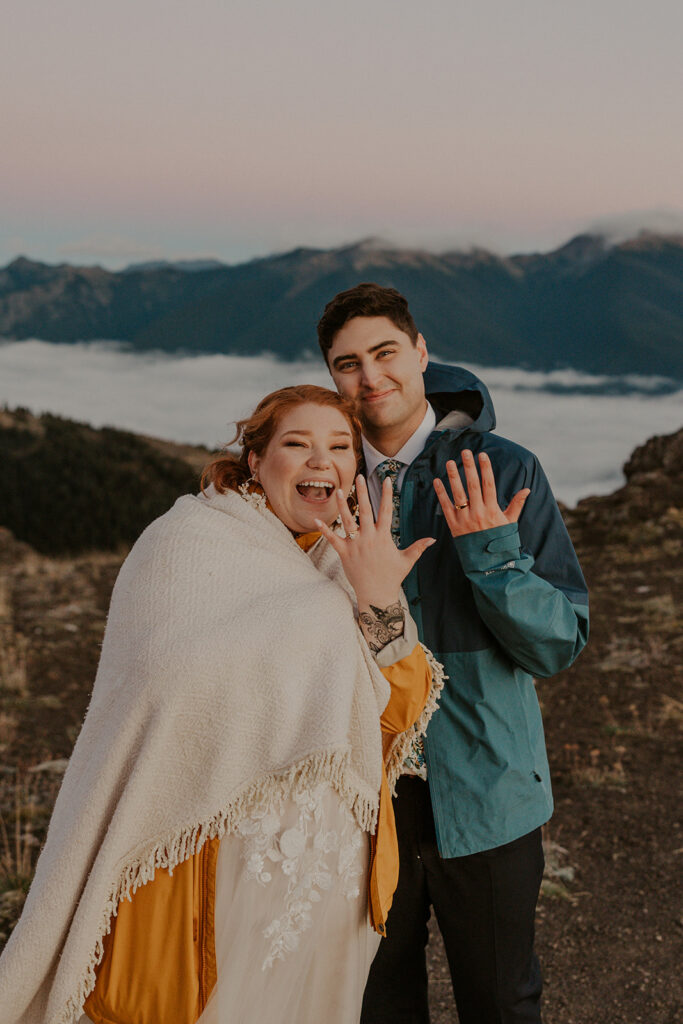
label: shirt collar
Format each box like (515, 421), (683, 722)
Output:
(362, 402), (437, 477)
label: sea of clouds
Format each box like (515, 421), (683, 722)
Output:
(1, 339), (681, 506)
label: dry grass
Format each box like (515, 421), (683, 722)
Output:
(0, 774), (44, 943)
(0, 712), (18, 756)
(659, 694), (683, 731)
(0, 634), (29, 696)
(0, 576), (29, 697)
(0, 577), (10, 618)
(641, 593), (680, 636)
(0, 775), (42, 894)
(599, 694), (656, 739)
(0, 765), (64, 946)
(541, 829), (579, 904)
(562, 740), (628, 789)
(597, 637), (650, 673)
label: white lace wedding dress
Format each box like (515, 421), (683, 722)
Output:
(196, 781), (380, 1023)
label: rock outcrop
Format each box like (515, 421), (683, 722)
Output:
(564, 426), (683, 545)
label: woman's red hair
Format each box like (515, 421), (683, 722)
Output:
(201, 385), (363, 494)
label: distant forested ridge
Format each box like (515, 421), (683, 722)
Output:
(1, 232), (682, 377)
(0, 409), (208, 555)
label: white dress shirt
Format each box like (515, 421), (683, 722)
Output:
(362, 402), (437, 516)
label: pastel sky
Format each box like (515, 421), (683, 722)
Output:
(2, 0), (682, 267)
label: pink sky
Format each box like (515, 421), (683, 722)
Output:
(2, 0), (682, 267)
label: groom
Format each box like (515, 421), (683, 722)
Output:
(317, 283), (588, 1024)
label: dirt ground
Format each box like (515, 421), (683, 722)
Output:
(427, 437), (683, 1023)
(1, 431), (681, 1023)
(426, 526), (683, 1023)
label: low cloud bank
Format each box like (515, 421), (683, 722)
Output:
(1, 340), (681, 506)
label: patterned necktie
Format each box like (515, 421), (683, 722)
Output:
(376, 458), (403, 546)
(376, 457), (428, 780)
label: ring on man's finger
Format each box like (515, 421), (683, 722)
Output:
(454, 502), (470, 510)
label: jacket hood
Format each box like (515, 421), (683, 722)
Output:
(424, 361), (496, 433)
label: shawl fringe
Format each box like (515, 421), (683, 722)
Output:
(56, 746), (378, 1024)
(385, 644), (447, 795)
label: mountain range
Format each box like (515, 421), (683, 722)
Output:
(1, 232), (682, 377)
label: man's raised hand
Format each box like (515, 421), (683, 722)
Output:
(433, 449), (530, 538)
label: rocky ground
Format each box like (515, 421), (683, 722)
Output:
(1, 428), (681, 1022)
(429, 429), (683, 1023)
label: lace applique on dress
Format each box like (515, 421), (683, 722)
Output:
(234, 783), (364, 969)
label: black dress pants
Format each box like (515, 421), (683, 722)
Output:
(361, 776), (544, 1024)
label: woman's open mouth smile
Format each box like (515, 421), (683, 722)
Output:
(295, 480), (336, 503)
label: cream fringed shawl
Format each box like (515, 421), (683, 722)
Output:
(0, 486), (394, 1024)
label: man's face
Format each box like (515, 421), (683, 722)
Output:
(327, 316), (428, 451)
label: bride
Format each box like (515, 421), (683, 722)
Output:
(0, 385), (442, 1024)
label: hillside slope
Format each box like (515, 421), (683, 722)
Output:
(0, 427), (681, 1022)
(0, 408), (209, 555)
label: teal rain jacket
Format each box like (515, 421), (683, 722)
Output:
(399, 362), (589, 857)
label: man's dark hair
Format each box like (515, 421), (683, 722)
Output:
(317, 282), (418, 362)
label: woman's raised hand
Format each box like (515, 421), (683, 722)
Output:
(315, 474), (435, 612)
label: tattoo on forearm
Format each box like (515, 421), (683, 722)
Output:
(359, 601), (405, 653)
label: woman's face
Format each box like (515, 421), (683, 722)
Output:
(248, 403), (358, 533)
